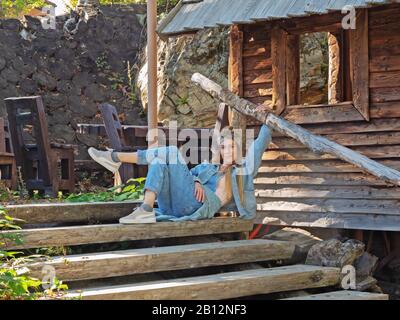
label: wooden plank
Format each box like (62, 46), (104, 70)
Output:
(262, 145), (400, 161)
(243, 55), (272, 71)
(371, 88), (400, 103)
(254, 173), (389, 187)
(255, 186), (400, 200)
(28, 240), (295, 281)
(370, 56), (400, 73)
(244, 83), (273, 98)
(350, 8), (369, 121)
(66, 265), (340, 300)
(229, 25), (244, 96)
(243, 69), (272, 85)
(282, 291), (389, 300)
(256, 211), (400, 232)
(275, 118), (400, 135)
(242, 42), (270, 58)
(371, 102), (400, 118)
(328, 32), (343, 104)
(283, 103), (364, 124)
(5, 201), (142, 225)
(259, 159), (400, 173)
(1, 218), (254, 250)
(256, 199), (400, 215)
(286, 34), (300, 106)
(370, 71), (400, 89)
(271, 26), (287, 115)
(270, 131), (400, 149)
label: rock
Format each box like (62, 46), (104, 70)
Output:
(50, 124), (76, 143)
(137, 27), (229, 128)
(43, 93), (68, 109)
(354, 252), (379, 280)
(305, 239), (365, 268)
(1, 67), (20, 84)
(1, 19), (21, 31)
(68, 95), (99, 117)
(33, 71), (57, 90)
(0, 57), (6, 71)
(20, 79), (38, 95)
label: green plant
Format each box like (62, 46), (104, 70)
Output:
(0, 0), (46, 18)
(0, 207), (68, 300)
(65, 178), (145, 203)
(176, 95), (189, 106)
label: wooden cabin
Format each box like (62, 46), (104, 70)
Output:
(158, 1), (400, 233)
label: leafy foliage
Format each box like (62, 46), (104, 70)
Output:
(65, 177), (145, 203)
(0, 207), (68, 300)
(0, 0), (46, 18)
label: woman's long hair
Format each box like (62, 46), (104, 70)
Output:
(219, 128), (245, 205)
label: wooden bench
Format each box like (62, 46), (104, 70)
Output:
(4, 96), (75, 196)
(0, 117), (17, 189)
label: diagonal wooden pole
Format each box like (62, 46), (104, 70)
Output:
(191, 72), (400, 186)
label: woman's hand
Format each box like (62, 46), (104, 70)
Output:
(194, 182), (206, 203)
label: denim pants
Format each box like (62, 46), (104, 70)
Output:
(137, 146), (203, 217)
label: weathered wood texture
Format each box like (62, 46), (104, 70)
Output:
(191, 73), (400, 186)
(282, 290), (388, 300)
(1, 217), (253, 249)
(350, 8), (370, 120)
(67, 265), (340, 300)
(234, 6), (400, 231)
(27, 240), (295, 281)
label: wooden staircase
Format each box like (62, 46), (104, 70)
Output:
(2, 202), (388, 300)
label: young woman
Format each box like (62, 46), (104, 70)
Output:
(88, 123), (272, 224)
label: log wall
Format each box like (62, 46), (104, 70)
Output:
(240, 4), (400, 231)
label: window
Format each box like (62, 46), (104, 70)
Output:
(270, 9), (370, 121)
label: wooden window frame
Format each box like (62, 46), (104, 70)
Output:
(271, 10), (370, 121)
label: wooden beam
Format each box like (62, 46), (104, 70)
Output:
(1, 218), (254, 250)
(28, 240), (295, 281)
(191, 73), (400, 186)
(286, 34), (300, 106)
(66, 265), (340, 300)
(271, 26), (287, 115)
(328, 32), (343, 104)
(282, 291), (388, 300)
(256, 211), (400, 232)
(350, 8), (370, 121)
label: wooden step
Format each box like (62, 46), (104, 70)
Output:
(282, 290), (389, 300)
(5, 201), (142, 225)
(28, 240), (295, 281)
(1, 218), (253, 250)
(66, 265), (340, 300)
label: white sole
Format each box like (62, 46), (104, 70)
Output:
(119, 217), (157, 224)
(88, 148), (120, 173)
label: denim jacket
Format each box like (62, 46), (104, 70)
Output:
(190, 124), (272, 220)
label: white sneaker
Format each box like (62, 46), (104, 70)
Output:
(119, 206), (156, 224)
(88, 147), (121, 173)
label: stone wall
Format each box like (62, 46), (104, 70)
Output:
(0, 5), (147, 159)
(138, 27), (230, 128)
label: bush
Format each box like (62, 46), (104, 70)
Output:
(0, 207), (68, 300)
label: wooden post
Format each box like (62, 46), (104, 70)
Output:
(191, 73), (400, 186)
(328, 32), (343, 104)
(286, 34), (300, 106)
(147, 0), (158, 147)
(229, 25), (247, 154)
(271, 26), (287, 115)
(350, 8), (370, 121)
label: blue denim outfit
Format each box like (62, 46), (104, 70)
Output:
(137, 124), (272, 221)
